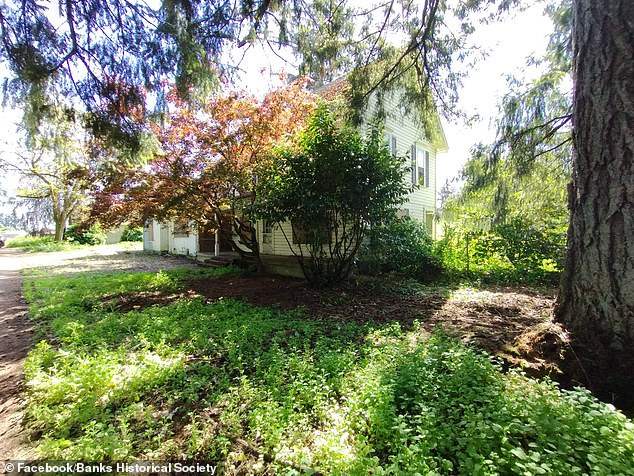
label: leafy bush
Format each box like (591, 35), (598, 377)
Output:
(257, 106), (409, 286)
(120, 226), (143, 242)
(436, 219), (566, 285)
(358, 217), (442, 280)
(477, 217), (566, 269)
(64, 223), (107, 245)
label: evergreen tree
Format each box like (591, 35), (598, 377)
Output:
(555, 0), (634, 409)
(0, 0), (286, 149)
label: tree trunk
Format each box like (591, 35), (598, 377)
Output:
(54, 221), (65, 241)
(555, 0), (634, 409)
(231, 216), (265, 275)
(53, 209), (69, 241)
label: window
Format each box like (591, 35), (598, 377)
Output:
(425, 211), (434, 236)
(292, 221), (330, 245)
(383, 132), (397, 156)
(262, 220), (273, 244)
(424, 151), (430, 188)
(411, 146), (431, 187)
(292, 222), (311, 244)
(145, 221), (154, 241)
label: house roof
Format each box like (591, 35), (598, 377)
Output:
(315, 76), (351, 101)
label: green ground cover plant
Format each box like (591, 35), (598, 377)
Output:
(6, 235), (83, 252)
(23, 267), (634, 474)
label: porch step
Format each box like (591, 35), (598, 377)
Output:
(198, 255), (237, 268)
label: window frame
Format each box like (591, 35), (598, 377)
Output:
(145, 221), (154, 241)
(383, 132), (397, 156)
(173, 219), (190, 237)
(412, 145), (431, 187)
(424, 150), (430, 188)
(262, 220), (273, 244)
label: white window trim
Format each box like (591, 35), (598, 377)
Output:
(411, 145), (417, 184)
(412, 145), (431, 187)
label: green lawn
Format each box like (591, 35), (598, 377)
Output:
(23, 267), (634, 474)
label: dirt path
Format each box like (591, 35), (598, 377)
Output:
(0, 248), (35, 460)
(0, 244), (198, 459)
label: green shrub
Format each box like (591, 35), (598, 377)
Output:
(256, 107), (410, 285)
(359, 217), (442, 281)
(435, 219), (565, 285)
(64, 224), (107, 245)
(477, 217), (566, 269)
(120, 226), (143, 242)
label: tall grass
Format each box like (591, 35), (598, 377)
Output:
(6, 236), (81, 253)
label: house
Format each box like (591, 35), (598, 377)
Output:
(143, 80), (448, 276)
(143, 218), (241, 256)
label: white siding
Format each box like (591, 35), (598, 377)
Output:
(143, 220), (164, 252)
(169, 221), (198, 255)
(262, 220), (333, 257)
(144, 220), (198, 255)
(364, 91), (439, 224)
(272, 221), (303, 257)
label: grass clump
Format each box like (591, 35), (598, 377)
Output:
(24, 268), (634, 474)
(6, 236), (83, 252)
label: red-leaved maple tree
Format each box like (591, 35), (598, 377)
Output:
(93, 78), (317, 271)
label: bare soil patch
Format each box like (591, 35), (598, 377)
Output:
(183, 274), (563, 377)
(18, 244), (199, 277)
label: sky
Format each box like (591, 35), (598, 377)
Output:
(437, 3), (554, 190)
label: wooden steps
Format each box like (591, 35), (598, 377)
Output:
(197, 254), (238, 268)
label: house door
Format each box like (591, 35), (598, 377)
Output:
(159, 224), (169, 251)
(425, 212), (435, 238)
(199, 223), (233, 253)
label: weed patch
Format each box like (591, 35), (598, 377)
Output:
(23, 268), (634, 474)
(6, 236), (84, 253)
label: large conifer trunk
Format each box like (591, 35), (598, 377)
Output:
(555, 0), (634, 407)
